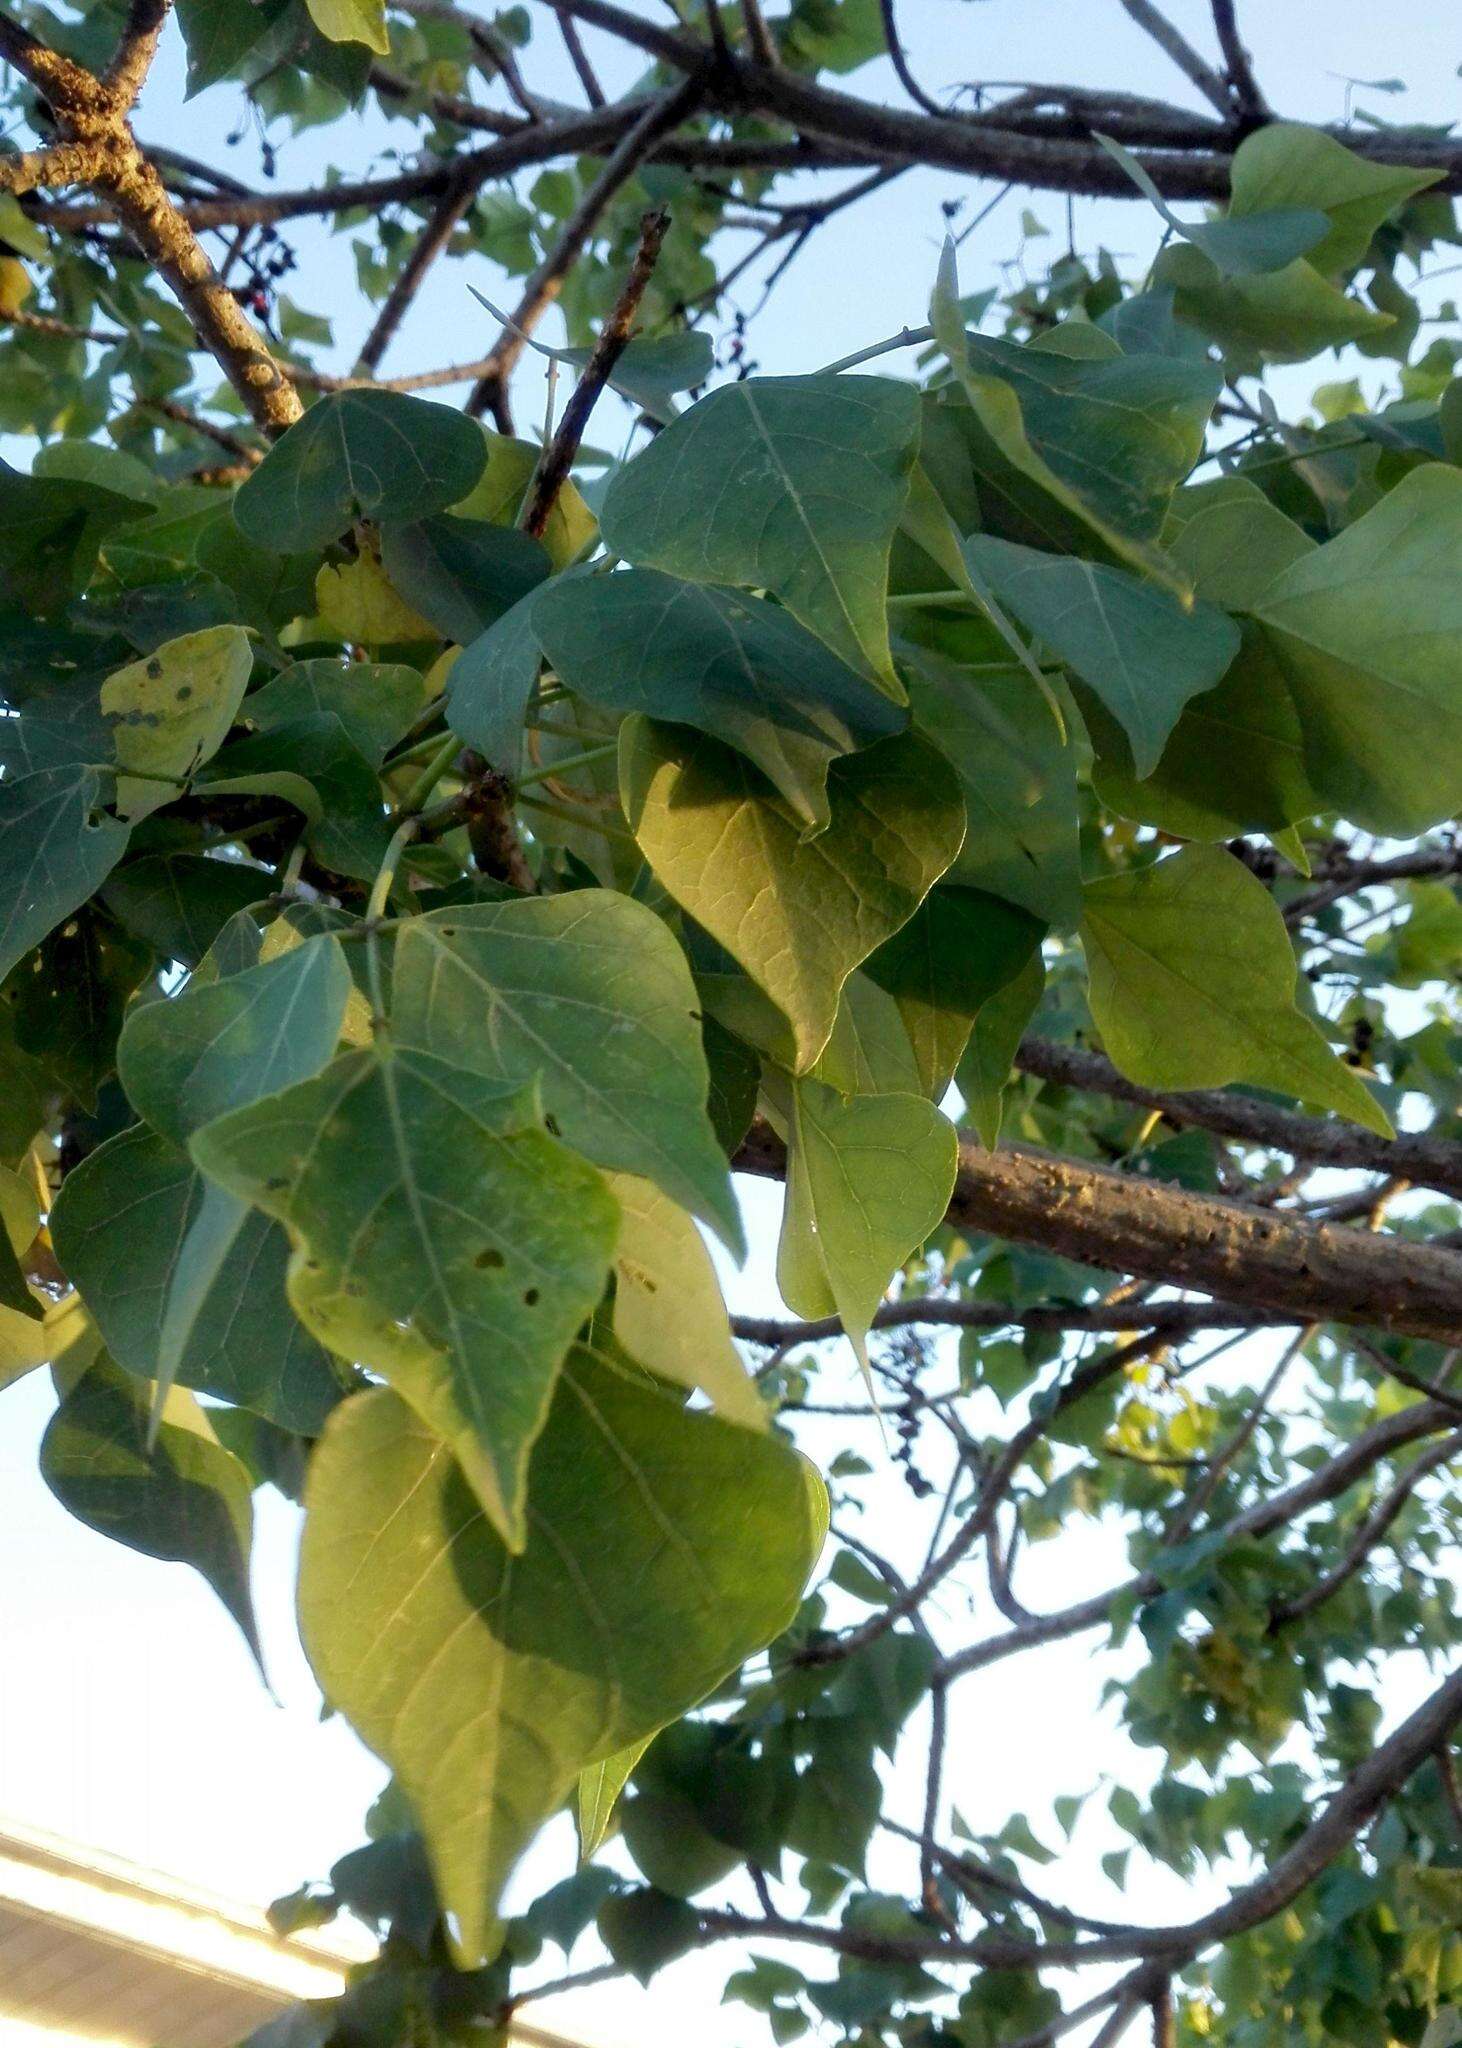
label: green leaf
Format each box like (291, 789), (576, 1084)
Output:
(118, 933), (351, 1150)
(1093, 131), (1328, 277)
(777, 1079), (958, 1370)
(863, 885), (1046, 1098)
(175, 0), (291, 91)
(234, 392), (487, 554)
(1081, 845), (1392, 1135)
(1160, 476), (1316, 611)
(1227, 123), (1442, 277)
(1249, 465), (1462, 835)
(0, 460), (151, 613)
(1084, 623), (1319, 840)
(392, 891), (742, 1255)
(607, 1173), (762, 1431)
(199, 715), (392, 880)
(101, 626), (254, 821)
(598, 1888), (699, 1983)
(298, 1351), (826, 1960)
(533, 570), (907, 836)
(194, 510), (317, 634)
(247, 659), (430, 766)
(50, 1124), (343, 1432)
(1, 908), (152, 1110)
(380, 517), (550, 647)
(0, 764), (129, 985)
(963, 535), (1240, 778)
(305, 0), (388, 52)
(600, 376), (920, 691)
(955, 947), (1046, 1148)
(101, 854), (271, 968)
(578, 1740), (654, 1861)
(41, 1354), (262, 1667)
(623, 722), (965, 1072)
(930, 247), (1218, 581)
(443, 590), (541, 773)
(902, 653), (1081, 927)
(1153, 242), (1394, 365)
(192, 1044), (620, 1550)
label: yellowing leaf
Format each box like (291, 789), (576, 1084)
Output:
(315, 548), (434, 647)
(622, 722), (965, 1072)
(305, 0), (388, 56)
(101, 626), (253, 821)
(607, 1174), (763, 1431)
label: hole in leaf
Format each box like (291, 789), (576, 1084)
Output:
(523, 1287), (539, 1307)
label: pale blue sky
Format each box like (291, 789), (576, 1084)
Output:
(1, 6), (1459, 2043)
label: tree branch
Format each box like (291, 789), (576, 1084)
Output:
(103, 0), (173, 111)
(521, 205), (669, 537)
(878, 0), (945, 119)
(733, 1120), (1462, 1345)
(695, 1660), (1462, 1975)
(941, 1397), (1459, 1683)
(0, 14), (300, 437)
(1267, 1429), (1462, 1630)
(1115, 0), (1234, 117)
(353, 169), (478, 377)
(731, 1296), (1285, 1347)
(466, 78), (704, 424)
(1210, 0), (1267, 120)
(1014, 1037), (1462, 1200)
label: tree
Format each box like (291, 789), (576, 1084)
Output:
(1, 0), (1461, 2041)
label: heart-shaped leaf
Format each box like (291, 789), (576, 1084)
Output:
(601, 376), (920, 691)
(299, 1350), (825, 1961)
(234, 391), (487, 554)
(622, 722), (965, 1072)
(393, 891), (742, 1255)
(533, 569), (906, 836)
(192, 1044), (620, 1550)
(1081, 845), (1392, 1135)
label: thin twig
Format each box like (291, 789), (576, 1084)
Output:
(1115, 0), (1233, 116)
(740, 0), (779, 68)
(466, 78), (703, 425)
(878, 0), (946, 118)
(556, 9), (606, 103)
(521, 205), (669, 538)
(353, 170), (478, 376)
(1210, 0), (1267, 119)
(1268, 1431), (1462, 1629)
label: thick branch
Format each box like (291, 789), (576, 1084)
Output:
(92, 135), (302, 434)
(104, 0), (173, 110)
(733, 1120), (1462, 1345)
